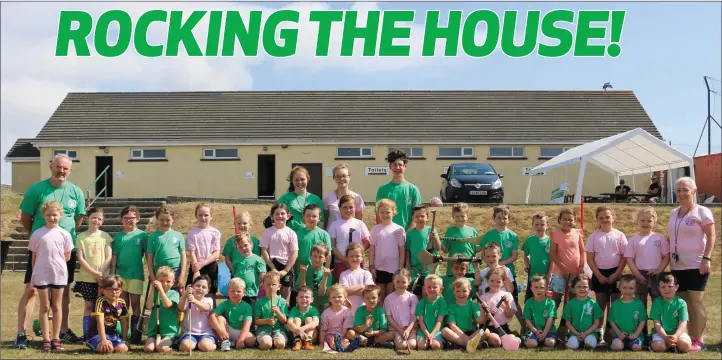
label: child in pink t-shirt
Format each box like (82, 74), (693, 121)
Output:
(186, 203), (221, 305)
(260, 203), (299, 304)
(369, 199), (406, 303)
(320, 285), (357, 352)
(328, 195), (371, 282)
(479, 268), (521, 348)
(179, 275), (217, 352)
(339, 243), (375, 313)
(383, 269), (418, 351)
(585, 206), (628, 342)
(28, 200), (74, 351)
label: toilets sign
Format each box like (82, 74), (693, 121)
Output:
(365, 167), (389, 176)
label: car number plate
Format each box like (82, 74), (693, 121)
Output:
(470, 191), (487, 195)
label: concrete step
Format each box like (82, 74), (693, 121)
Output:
(9, 246), (29, 255)
(87, 206), (159, 214)
(91, 218), (150, 226)
(102, 211), (156, 218)
(94, 197), (166, 202)
(10, 233), (28, 240)
(91, 200), (165, 208)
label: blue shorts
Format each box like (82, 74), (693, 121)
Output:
(179, 333), (217, 345)
(87, 333), (124, 350)
(416, 331), (445, 345)
(612, 335), (643, 349)
(529, 331), (557, 342)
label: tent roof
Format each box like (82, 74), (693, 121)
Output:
(531, 128), (693, 176)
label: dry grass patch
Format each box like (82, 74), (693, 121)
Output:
(1, 187), (22, 239)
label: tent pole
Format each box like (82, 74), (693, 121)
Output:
(525, 176), (533, 204)
(632, 174), (636, 192)
(574, 158), (587, 204)
(614, 173), (619, 187)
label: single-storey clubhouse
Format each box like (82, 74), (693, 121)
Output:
(5, 90), (664, 203)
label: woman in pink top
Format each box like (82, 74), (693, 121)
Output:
(327, 195), (371, 282)
(28, 201), (74, 351)
(584, 206), (628, 343)
(260, 203), (299, 304)
(667, 177), (716, 351)
(369, 199), (406, 302)
(186, 203), (221, 304)
(323, 164), (364, 229)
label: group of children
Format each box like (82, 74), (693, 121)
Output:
(26, 197), (693, 354)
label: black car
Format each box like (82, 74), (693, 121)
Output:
(440, 162), (504, 203)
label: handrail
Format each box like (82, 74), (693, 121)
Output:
(85, 165), (111, 193)
(85, 165), (111, 207)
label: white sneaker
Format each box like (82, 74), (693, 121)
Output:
(221, 340), (231, 351)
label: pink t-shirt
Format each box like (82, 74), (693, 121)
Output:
(550, 229), (584, 276)
(370, 223), (406, 274)
(327, 218), (370, 261)
(624, 233), (669, 271)
(339, 268), (375, 313)
(28, 226), (74, 287)
(182, 297), (214, 336)
(323, 190), (365, 228)
(260, 226), (299, 265)
(479, 290), (516, 327)
(584, 229), (628, 270)
(667, 205), (716, 270)
(186, 227), (221, 262)
(383, 290), (419, 327)
(321, 306), (354, 336)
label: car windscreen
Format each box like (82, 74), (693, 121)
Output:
(452, 164), (496, 176)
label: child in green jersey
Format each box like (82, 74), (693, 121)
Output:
(563, 274), (602, 350)
(353, 285), (394, 347)
(609, 275), (646, 352)
(415, 275), (447, 350)
(210, 278), (255, 351)
(286, 286), (320, 351)
(255, 271), (289, 350)
(443, 256), (475, 304)
(146, 205), (187, 289)
(143, 266), (180, 353)
(650, 273), (692, 353)
(298, 243), (332, 311)
(441, 277), (488, 353)
(223, 212), (262, 271)
(522, 213), (552, 301)
(405, 205), (440, 297)
(229, 233), (266, 310)
(441, 203), (479, 278)
(523, 276), (557, 349)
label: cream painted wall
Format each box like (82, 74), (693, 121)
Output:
(38, 145), (656, 203)
(11, 162), (40, 194)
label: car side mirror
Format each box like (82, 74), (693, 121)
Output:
(498, 174), (504, 178)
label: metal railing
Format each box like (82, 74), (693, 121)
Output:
(85, 165), (110, 207)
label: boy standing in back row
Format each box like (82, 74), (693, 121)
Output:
(376, 149), (421, 230)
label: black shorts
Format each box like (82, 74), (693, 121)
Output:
(24, 250), (77, 285)
(375, 270), (393, 285)
(187, 261), (219, 295)
(488, 323), (512, 336)
(242, 296), (256, 310)
(73, 281), (99, 302)
(591, 267), (620, 294)
(35, 284), (66, 290)
(269, 259), (295, 287)
(672, 269), (709, 292)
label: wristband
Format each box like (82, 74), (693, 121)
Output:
(702, 256), (712, 261)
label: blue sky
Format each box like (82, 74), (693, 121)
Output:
(1, 1), (720, 185)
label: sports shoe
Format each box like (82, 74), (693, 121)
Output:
(60, 329), (83, 343)
(51, 339), (64, 351)
(291, 338), (303, 351)
(690, 339), (707, 352)
(220, 339), (231, 351)
(345, 336), (361, 352)
(303, 340), (315, 350)
(13, 333), (28, 349)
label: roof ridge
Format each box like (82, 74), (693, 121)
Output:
(66, 89), (636, 95)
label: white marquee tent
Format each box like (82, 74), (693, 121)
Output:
(526, 128), (695, 204)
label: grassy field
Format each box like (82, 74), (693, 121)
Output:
(1, 194), (720, 358)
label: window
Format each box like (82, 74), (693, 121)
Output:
(131, 149), (166, 160)
(489, 147), (525, 158)
(438, 147), (474, 158)
(337, 147), (372, 158)
(388, 147), (424, 158)
(53, 149), (77, 160)
(539, 147), (572, 158)
(203, 148), (239, 159)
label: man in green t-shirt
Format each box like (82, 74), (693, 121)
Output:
(375, 149), (421, 230)
(14, 154), (87, 348)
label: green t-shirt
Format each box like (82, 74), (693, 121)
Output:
(406, 226), (439, 281)
(650, 296), (689, 335)
(354, 305), (387, 332)
(230, 253), (266, 297)
(442, 226), (479, 276)
(222, 235), (261, 259)
(563, 296), (603, 338)
(609, 298), (647, 339)
(442, 276), (471, 304)
(295, 226), (332, 273)
(415, 296), (447, 337)
(522, 235), (551, 278)
(480, 229), (520, 278)
(375, 181), (421, 230)
(278, 192), (325, 233)
(19, 179), (86, 245)
(147, 229), (185, 273)
(289, 305), (320, 321)
(254, 296), (289, 333)
(523, 297), (557, 333)
(296, 266), (333, 309)
(112, 229), (148, 281)
(214, 300), (253, 330)
(446, 300), (481, 332)
(147, 289), (180, 338)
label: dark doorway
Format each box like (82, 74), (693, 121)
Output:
(292, 163), (323, 197)
(258, 154), (276, 199)
(95, 156), (113, 198)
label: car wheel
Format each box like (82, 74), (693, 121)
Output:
(440, 190), (446, 202)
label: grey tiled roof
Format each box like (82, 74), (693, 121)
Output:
(4, 138), (40, 160)
(33, 90), (662, 145)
